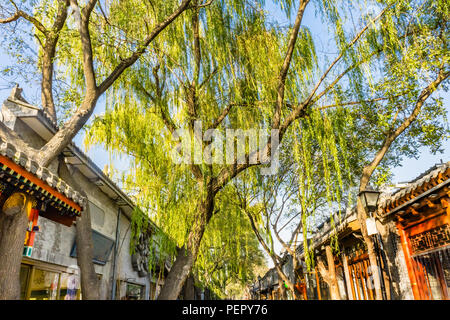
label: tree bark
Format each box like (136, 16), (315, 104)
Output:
(75, 196), (100, 300)
(183, 274), (196, 300)
(40, 0), (69, 123)
(0, 192), (33, 300)
(317, 245), (341, 300)
(58, 158), (100, 299)
(38, 94), (99, 167)
(341, 249), (354, 300)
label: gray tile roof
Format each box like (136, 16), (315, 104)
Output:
(378, 161), (450, 212)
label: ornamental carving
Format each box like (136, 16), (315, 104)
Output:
(131, 232), (150, 277)
(410, 224), (450, 255)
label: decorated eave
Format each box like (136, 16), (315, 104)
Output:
(0, 138), (85, 227)
(378, 161), (450, 228)
(3, 92), (136, 218)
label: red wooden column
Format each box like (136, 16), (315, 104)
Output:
(397, 225), (421, 299)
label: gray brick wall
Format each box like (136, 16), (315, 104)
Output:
(379, 218), (414, 300)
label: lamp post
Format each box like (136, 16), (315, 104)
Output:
(258, 275), (262, 300)
(357, 187), (387, 300)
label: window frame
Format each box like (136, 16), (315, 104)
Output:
(20, 258), (92, 300)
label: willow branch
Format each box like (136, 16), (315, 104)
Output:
(209, 103), (234, 130)
(97, 0), (193, 95)
(0, 5), (48, 35)
(302, 5), (391, 109)
(273, 0), (309, 130)
(136, 80), (178, 134)
(191, 0), (214, 8)
(278, 5), (392, 139)
(360, 68), (449, 189)
(315, 94), (405, 111)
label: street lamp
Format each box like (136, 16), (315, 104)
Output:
(358, 187), (381, 215)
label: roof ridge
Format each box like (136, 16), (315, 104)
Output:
(379, 161), (450, 211)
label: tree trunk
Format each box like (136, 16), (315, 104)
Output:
(0, 192), (33, 300)
(41, 39), (57, 123)
(325, 245), (341, 300)
(158, 190), (214, 300)
(278, 279), (287, 300)
(183, 274), (196, 300)
(273, 263), (296, 300)
(317, 245), (341, 300)
(75, 198), (100, 299)
(341, 249), (354, 300)
(58, 158), (100, 299)
(38, 94), (99, 168)
(356, 198), (383, 300)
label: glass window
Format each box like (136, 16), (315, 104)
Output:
(29, 268), (59, 300)
(19, 264), (84, 300)
(70, 230), (114, 265)
(59, 270), (80, 300)
(125, 283), (144, 300)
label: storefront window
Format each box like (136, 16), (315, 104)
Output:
(59, 270), (80, 300)
(20, 263), (82, 300)
(29, 268), (59, 300)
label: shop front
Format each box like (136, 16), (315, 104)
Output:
(382, 163), (450, 300)
(396, 208), (450, 299)
(19, 259), (83, 300)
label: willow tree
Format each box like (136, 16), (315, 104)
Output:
(127, 187), (266, 299)
(86, 0), (448, 300)
(231, 143), (348, 299)
(0, 0), (194, 299)
(193, 193), (266, 299)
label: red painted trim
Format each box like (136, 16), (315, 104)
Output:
(0, 155), (82, 212)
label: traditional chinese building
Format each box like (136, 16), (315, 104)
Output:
(378, 161), (450, 300)
(251, 162), (450, 300)
(1, 87), (168, 300)
(293, 208), (391, 300)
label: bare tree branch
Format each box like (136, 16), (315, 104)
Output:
(97, 0), (193, 95)
(360, 68), (449, 189)
(272, 0), (309, 130)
